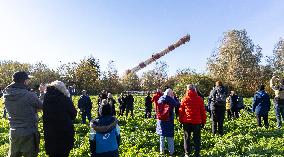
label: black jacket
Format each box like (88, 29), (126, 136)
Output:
(230, 94), (239, 111)
(209, 86), (227, 110)
(78, 95), (92, 112)
(43, 87), (77, 155)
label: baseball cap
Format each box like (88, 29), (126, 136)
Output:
(13, 71), (32, 83)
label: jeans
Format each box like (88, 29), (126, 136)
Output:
(183, 124), (201, 155)
(211, 106), (225, 135)
(160, 136), (174, 155)
(275, 106), (284, 128)
(81, 111), (92, 124)
(256, 114), (269, 128)
(274, 98), (284, 128)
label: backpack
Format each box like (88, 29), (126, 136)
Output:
(215, 88), (226, 105)
(156, 102), (170, 121)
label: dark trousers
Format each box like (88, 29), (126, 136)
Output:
(126, 107), (134, 117)
(183, 124), (201, 156)
(231, 109), (239, 119)
(211, 107), (225, 135)
(119, 106), (125, 116)
(81, 111), (92, 124)
(145, 108), (152, 118)
(226, 109), (232, 120)
(256, 114), (269, 128)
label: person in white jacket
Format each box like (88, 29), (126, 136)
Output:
(270, 76), (284, 128)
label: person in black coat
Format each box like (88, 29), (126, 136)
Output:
(126, 93), (134, 117)
(229, 91), (239, 119)
(43, 81), (77, 157)
(209, 81), (227, 136)
(97, 90), (108, 116)
(145, 92), (152, 118)
(78, 90), (93, 124)
(118, 93), (126, 116)
(107, 93), (117, 116)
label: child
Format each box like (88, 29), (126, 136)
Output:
(90, 99), (121, 157)
(226, 97), (232, 120)
(230, 91), (239, 119)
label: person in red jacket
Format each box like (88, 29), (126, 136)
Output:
(151, 89), (163, 118)
(179, 84), (206, 157)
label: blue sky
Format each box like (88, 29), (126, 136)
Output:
(1, 0), (284, 76)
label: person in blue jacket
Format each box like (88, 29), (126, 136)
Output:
(156, 88), (179, 156)
(90, 99), (121, 157)
(252, 85), (271, 128)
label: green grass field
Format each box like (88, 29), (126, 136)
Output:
(0, 96), (283, 157)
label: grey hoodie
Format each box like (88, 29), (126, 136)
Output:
(3, 83), (43, 136)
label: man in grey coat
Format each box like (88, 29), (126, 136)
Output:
(3, 71), (43, 157)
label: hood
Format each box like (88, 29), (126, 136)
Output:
(48, 80), (70, 97)
(158, 95), (174, 104)
(186, 89), (198, 97)
(182, 89), (202, 103)
(164, 88), (174, 97)
(44, 87), (66, 103)
(91, 116), (118, 133)
(3, 83), (29, 101)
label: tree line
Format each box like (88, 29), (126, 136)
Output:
(0, 29), (283, 97)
